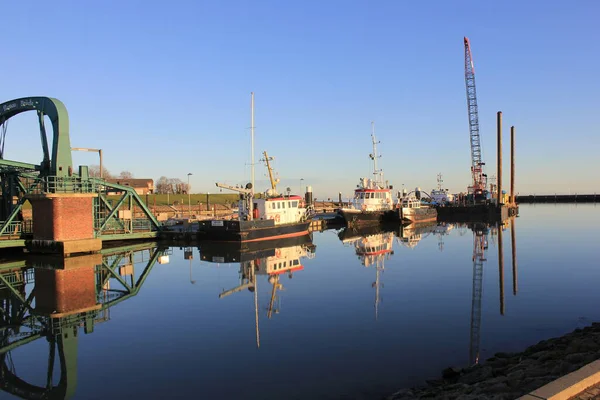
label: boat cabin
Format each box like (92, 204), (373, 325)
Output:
(351, 178), (394, 212)
(399, 196), (423, 209)
(239, 195), (306, 225)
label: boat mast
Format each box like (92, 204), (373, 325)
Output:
(370, 121), (383, 185)
(249, 92), (255, 220)
(374, 263), (380, 321)
(253, 262), (260, 349)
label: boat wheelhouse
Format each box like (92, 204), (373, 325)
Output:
(398, 194), (438, 224)
(352, 178), (394, 212)
(430, 174), (455, 205)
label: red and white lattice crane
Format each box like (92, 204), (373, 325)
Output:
(464, 37), (487, 200)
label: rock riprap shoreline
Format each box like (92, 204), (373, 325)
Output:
(387, 323), (600, 400)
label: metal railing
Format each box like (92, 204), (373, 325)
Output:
(0, 220), (32, 237)
(27, 176), (96, 194)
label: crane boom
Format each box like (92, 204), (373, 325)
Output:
(464, 37), (486, 195)
(261, 151), (279, 191)
(215, 182), (252, 195)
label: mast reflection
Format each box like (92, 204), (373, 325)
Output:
(199, 235), (316, 348)
(339, 225), (395, 320)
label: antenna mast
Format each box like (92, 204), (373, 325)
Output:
(370, 121), (383, 185)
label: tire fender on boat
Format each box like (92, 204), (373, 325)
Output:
(275, 249), (281, 257)
(275, 214), (281, 223)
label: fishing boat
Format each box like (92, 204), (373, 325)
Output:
(337, 122), (395, 226)
(197, 94), (312, 242)
(398, 194), (438, 224)
(198, 151), (312, 242)
(430, 173), (455, 205)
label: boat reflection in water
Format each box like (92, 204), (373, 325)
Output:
(0, 243), (169, 400)
(396, 221), (440, 249)
(339, 225), (396, 319)
(199, 235), (316, 347)
(338, 222), (456, 319)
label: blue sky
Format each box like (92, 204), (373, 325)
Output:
(1, 1), (598, 198)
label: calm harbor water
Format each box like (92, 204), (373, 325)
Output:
(1, 204), (598, 400)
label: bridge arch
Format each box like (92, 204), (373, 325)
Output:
(0, 97), (72, 177)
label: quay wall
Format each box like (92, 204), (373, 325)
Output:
(516, 194), (598, 203)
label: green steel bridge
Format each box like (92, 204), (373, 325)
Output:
(0, 96), (162, 249)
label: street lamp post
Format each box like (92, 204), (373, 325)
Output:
(187, 173), (192, 217)
(207, 192), (210, 215)
(300, 178), (304, 195)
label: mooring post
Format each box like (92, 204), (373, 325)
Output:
(498, 224), (505, 316)
(510, 126), (515, 204)
(511, 219), (518, 295)
(497, 112), (503, 205)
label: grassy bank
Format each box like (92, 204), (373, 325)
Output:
(17, 193), (240, 210)
(137, 193), (240, 207)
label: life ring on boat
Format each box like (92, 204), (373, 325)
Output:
(275, 249), (281, 257)
(386, 198), (391, 204)
(275, 214), (281, 223)
(268, 215), (274, 220)
(361, 204), (367, 211)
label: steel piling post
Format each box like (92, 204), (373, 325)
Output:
(510, 126), (515, 204)
(497, 112), (503, 204)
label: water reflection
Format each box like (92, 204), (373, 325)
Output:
(0, 216), (530, 399)
(198, 235), (317, 347)
(464, 217), (519, 365)
(0, 244), (169, 399)
(337, 223), (455, 320)
(339, 225), (395, 320)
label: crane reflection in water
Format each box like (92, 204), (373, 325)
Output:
(465, 216), (519, 366)
(199, 235), (316, 348)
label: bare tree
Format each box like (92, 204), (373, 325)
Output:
(119, 171), (134, 179)
(155, 176), (170, 194)
(155, 177), (189, 194)
(169, 178), (184, 194)
(89, 165), (112, 179)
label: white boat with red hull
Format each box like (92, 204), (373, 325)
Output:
(337, 122), (395, 227)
